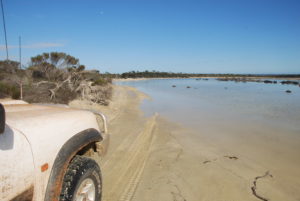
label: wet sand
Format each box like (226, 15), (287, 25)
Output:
(70, 85), (300, 201)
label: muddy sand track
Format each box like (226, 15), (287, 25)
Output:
(102, 115), (157, 201)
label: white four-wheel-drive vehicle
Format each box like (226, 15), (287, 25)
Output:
(0, 100), (109, 201)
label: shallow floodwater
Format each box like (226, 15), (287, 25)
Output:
(118, 78), (300, 132)
(117, 78), (300, 199)
(120, 81), (299, 160)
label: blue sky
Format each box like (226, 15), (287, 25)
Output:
(1, 0), (300, 74)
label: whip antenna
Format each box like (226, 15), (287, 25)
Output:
(1, 0), (9, 60)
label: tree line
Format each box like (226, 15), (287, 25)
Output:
(120, 71), (191, 78)
(120, 71), (300, 79)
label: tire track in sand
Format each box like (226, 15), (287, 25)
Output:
(102, 114), (157, 201)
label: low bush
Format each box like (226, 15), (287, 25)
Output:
(0, 82), (20, 99)
(92, 78), (110, 86)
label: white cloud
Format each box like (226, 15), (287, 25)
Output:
(0, 42), (65, 50)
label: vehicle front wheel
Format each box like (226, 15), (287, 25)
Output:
(60, 155), (102, 201)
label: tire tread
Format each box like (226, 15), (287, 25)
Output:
(60, 155), (102, 201)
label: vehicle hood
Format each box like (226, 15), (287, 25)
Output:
(3, 102), (100, 137)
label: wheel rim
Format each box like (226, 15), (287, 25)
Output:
(74, 178), (96, 201)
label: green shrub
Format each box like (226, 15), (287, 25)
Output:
(0, 82), (20, 99)
(32, 70), (45, 78)
(92, 78), (111, 86)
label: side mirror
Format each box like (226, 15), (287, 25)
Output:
(0, 104), (5, 134)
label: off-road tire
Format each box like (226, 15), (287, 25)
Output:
(60, 155), (102, 201)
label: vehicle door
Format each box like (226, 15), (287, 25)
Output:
(0, 109), (35, 200)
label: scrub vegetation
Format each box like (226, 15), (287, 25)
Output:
(0, 52), (112, 105)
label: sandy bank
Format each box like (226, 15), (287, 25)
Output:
(70, 85), (300, 201)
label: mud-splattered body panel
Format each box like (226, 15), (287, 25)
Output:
(0, 101), (102, 200)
